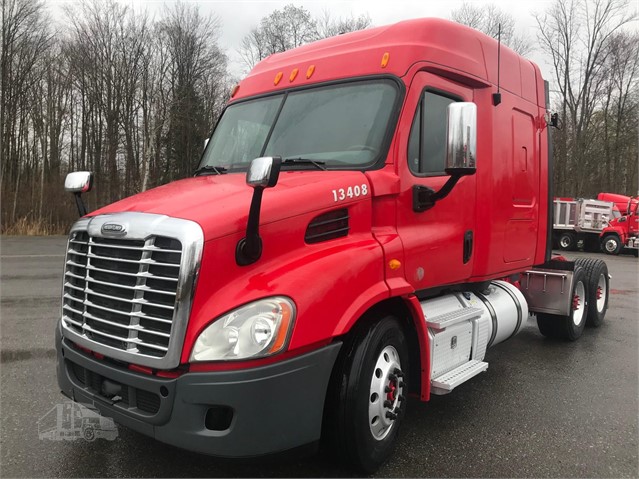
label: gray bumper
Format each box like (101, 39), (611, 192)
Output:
(56, 322), (341, 457)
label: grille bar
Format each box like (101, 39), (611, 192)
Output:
(84, 277), (177, 296)
(85, 264), (179, 282)
(85, 289), (176, 310)
(87, 253), (181, 268)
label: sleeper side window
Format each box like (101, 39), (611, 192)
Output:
(407, 91), (458, 176)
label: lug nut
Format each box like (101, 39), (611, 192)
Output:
(394, 368), (404, 378)
(386, 411), (397, 420)
(384, 400), (392, 408)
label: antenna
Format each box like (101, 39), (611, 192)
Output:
(492, 23), (502, 106)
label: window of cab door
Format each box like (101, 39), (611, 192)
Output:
(407, 89), (463, 177)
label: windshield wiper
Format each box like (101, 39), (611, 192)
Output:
(193, 165), (228, 176)
(282, 157), (327, 171)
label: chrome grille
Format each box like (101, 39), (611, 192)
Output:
(63, 233), (182, 357)
(60, 213), (204, 369)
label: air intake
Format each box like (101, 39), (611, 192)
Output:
(305, 208), (350, 244)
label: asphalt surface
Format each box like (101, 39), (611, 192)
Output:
(1, 236), (637, 478)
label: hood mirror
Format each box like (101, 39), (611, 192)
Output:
(64, 171), (93, 217)
(65, 171), (93, 193)
(246, 156), (281, 188)
(236, 157), (282, 266)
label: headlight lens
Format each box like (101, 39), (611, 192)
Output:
(190, 296), (296, 362)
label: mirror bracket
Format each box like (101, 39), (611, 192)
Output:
(413, 175), (462, 212)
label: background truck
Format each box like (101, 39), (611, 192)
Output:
(598, 193), (639, 255)
(56, 18), (611, 473)
(553, 197), (616, 251)
(38, 401), (118, 442)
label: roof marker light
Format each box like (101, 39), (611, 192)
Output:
(230, 84), (240, 98)
(274, 72), (283, 85)
(306, 64), (315, 79)
(381, 52), (390, 68)
(289, 68), (299, 82)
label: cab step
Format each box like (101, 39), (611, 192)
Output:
(431, 360), (488, 394)
(424, 306), (483, 330)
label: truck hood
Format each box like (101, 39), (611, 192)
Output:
(91, 171), (370, 241)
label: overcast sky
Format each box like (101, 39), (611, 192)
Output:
(45, 0), (637, 83)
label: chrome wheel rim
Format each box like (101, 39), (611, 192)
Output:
(560, 236), (571, 248)
(572, 281), (586, 326)
(596, 274), (607, 312)
(605, 238), (618, 253)
(368, 345), (403, 441)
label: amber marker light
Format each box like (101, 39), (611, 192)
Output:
(274, 71), (283, 85)
(389, 259), (401, 270)
(306, 64), (315, 79)
(289, 68), (299, 82)
(268, 301), (293, 354)
(230, 84), (240, 98)
(381, 52), (390, 68)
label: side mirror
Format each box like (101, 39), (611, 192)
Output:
(445, 102), (477, 176)
(65, 171), (93, 193)
(246, 156), (282, 188)
(413, 102), (477, 212)
(65, 171), (93, 217)
(236, 157), (282, 266)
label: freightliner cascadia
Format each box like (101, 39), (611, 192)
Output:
(57, 18), (611, 472)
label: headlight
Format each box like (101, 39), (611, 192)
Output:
(190, 296), (296, 362)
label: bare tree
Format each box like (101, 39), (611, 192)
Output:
(451, 2), (533, 56)
(238, 4), (318, 70)
(158, 2), (228, 181)
(535, 0), (637, 196)
(316, 10), (372, 39)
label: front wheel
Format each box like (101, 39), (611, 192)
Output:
(324, 315), (409, 473)
(601, 234), (622, 255)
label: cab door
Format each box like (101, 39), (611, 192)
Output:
(396, 72), (476, 290)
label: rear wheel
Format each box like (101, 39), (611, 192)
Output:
(574, 258), (609, 327)
(536, 266), (588, 341)
(601, 234), (622, 255)
(324, 315), (409, 473)
(558, 232), (577, 251)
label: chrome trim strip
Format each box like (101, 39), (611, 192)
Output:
(60, 212), (204, 369)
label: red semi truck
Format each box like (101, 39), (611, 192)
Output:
(57, 19), (611, 472)
(597, 193), (639, 255)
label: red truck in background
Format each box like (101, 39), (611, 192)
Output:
(597, 192), (639, 255)
(57, 18), (612, 472)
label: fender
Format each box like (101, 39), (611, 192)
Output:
(602, 225), (627, 243)
(403, 294), (431, 401)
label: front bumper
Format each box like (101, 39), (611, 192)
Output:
(56, 322), (341, 457)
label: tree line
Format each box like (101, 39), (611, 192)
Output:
(1, 0), (637, 234)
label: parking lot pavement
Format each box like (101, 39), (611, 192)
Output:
(1, 236), (637, 478)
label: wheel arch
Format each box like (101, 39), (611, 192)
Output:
(330, 295), (430, 402)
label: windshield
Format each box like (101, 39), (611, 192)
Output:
(200, 79), (398, 171)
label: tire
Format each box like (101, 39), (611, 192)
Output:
(82, 425), (95, 442)
(324, 315), (409, 473)
(574, 258), (609, 327)
(558, 232), (577, 251)
(536, 314), (559, 338)
(601, 234), (622, 255)
(536, 266), (588, 341)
